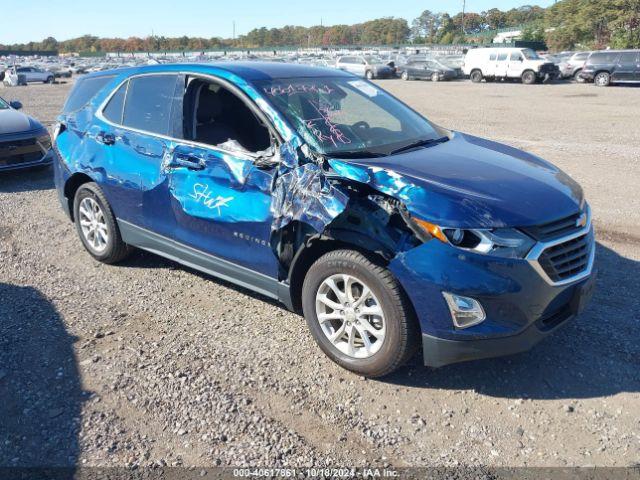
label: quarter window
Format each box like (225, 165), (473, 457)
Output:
(122, 75), (179, 136)
(63, 75), (116, 113)
(103, 81), (127, 124)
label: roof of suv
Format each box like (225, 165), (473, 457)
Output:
(85, 61), (353, 81)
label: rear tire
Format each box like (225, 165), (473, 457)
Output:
(401, 71), (409, 81)
(73, 182), (132, 264)
(595, 71), (610, 87)
(302, 250), (419, 378)
(470, 70), (483, 83)
(365, 70), (374, 80)
(431, 72), (440, 82)
(573, 69), (584, 82)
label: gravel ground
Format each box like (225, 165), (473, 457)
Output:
(0, 78), (639, 469)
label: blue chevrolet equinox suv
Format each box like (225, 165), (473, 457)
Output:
(53, 63), (596, 377)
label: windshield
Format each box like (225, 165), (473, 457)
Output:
(0, 97), (9, 110)
(522, 49), (541, 60)
(256, 77), (443, 156)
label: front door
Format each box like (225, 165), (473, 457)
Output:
(157, 75), (282, 277)
(613, 51), (639, 82)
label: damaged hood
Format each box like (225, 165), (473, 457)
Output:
(328, 132), (583, 228)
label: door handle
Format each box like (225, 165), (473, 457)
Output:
(171, 154), (206, 170)
(96, 132), (116, 146)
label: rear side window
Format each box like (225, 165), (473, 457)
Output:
(122, 75), (179, 136)
(102, 81), (128, 124)
(588, 52), (619, 64)
(497, 53), (508, 61)
(489, 53), (497, 61)
(63, 75), (116, 114)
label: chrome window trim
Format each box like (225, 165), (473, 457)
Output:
(525, 204), (595, 286)
(94, 71), (281, 162)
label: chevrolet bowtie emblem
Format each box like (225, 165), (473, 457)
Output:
(576, 213), (587, 228)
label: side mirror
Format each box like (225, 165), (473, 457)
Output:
(9, 101), (22, 110)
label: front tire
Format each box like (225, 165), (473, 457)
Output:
(401, 71), (409, 81)
(470, 70), (483, 83)
(45, 76), (54, 84)
(73, 182), (131, 264)
(302, 250), (418, 378)
(595, 71), (611, 87)
(522, 70), (537, 85)
(365, 70), (374, 80)
(431, 72), (440, 82)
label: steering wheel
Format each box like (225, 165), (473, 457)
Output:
(352, 121), (371, 130)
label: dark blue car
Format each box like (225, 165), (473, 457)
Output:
(52, 63), (595, 377)
(0, 96), (53, 171)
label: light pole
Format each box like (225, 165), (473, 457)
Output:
(462, 0), (466, 35)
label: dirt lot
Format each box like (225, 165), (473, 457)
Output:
(1, 78), (639, 469)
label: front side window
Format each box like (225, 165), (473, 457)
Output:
(182, 78), (271, 153)
(618, 52), (638, 65)
(510, 52), (524, 62)
(256, 77), (442, 157)
(522, 49), (541, 60)
(122, 75), (178, 136)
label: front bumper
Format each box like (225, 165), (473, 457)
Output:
(421, 272), (596, 367)
(389, 228), (596, 368)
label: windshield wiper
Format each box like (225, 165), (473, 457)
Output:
(330, 150), (387, 159)
(389, 136), (448, 156)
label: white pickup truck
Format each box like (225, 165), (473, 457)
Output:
(462, 47), (559, 85)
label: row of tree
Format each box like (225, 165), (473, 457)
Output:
(1, 1), (639, 54)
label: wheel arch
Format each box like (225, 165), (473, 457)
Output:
(287, 234), (391, 314)
(64, 172), (95, 222)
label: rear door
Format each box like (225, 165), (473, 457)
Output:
(96, 73), (182, 228)
(495, 52), (509, 77)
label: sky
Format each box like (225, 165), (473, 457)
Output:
(3, 0), (556, 44)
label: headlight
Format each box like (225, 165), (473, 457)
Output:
(36, 133), (52, 151)
(413, 218), (535, 258)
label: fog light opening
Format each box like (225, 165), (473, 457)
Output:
(442, 292), (486, 329)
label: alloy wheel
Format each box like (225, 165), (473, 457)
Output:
(78, 197), (109, 253)
(315, 274), (386, 359)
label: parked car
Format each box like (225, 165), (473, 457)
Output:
(335, 55), (394, 79)
(14, 66), (55, 83)
(559, 51), (591, 81)
(53, 63), (595, 377)
(580, 50), (640, 86)
(397, 59), (457, 82)
(463, 47), (559, 84)
(0, 96), (53, 171)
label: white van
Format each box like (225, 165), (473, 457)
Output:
(462, 48), (559, 84)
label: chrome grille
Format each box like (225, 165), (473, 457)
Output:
(526, 204), (594, 286)
(538, 232), (592, 282)
(522, 211), (583, 241)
